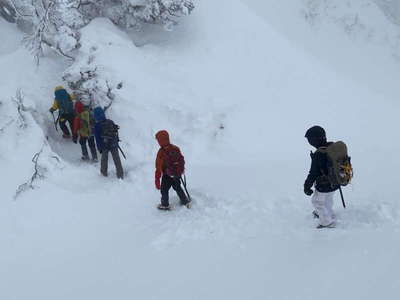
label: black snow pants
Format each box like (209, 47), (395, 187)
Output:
(79, 136), (97, 160)
(59, 113), (74, 136)
(160, 175), (189, 207)
(101, 148), (123, 179)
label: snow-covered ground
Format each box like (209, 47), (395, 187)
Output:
(1, 0), (400, 299)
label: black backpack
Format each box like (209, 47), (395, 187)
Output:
(100, 119), (119, 143)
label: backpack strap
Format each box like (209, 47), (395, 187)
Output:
(316, 146), (327, 153)
(315, 146), (329, 178)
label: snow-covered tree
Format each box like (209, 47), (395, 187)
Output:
(79, 0), (194, 29)
(6, 0), (83, 62)
(3, 0), (194, 62)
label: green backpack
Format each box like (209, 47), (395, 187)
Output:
(78, 110), (91, 137)
(317, 141), (353, 187)
(55, 89), (74, 114)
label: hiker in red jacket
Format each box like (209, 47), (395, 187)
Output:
(155, 130), (191, 210)
(72, 101), (98, 162)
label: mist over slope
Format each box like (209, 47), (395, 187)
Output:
(242, 0), (400, 99)
(1, 0), (400, 299)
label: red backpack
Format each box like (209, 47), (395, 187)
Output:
(163, 145), (185, 177)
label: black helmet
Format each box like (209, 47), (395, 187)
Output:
(305, 126), (326, 139)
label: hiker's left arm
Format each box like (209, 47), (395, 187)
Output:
(304, 152), (319, 190)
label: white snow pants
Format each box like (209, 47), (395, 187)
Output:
(312, 190), (336, 226)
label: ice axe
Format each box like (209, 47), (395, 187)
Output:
(339, 186), (346, 209)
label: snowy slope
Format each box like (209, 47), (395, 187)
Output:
(1, 0), (400, 299)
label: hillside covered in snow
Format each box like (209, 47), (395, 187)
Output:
(1, 0), (400, 299)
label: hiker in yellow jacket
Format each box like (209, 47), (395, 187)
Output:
(49, 86), (75, 138)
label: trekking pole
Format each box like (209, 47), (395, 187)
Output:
(51, 111), (58, 132)
(118, 145), (127, 160)
(339, 186), (346, 209)
(180, 174), (192, 202)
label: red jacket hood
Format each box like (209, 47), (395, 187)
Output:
(75, 101), (84, 114)
(155, 130), (170, 147)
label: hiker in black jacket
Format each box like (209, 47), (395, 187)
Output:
(304, 126), (339, 228)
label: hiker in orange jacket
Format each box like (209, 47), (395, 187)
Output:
(155, 130), (190, 210)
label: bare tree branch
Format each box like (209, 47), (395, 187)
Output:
(12, 89), (28, 129)
(14, 144), (46, 200)
(9, 0), (32, 17)
(103, 80), (116, 112)
(42, 39), (74, 60)
(23, 0), (56, 65)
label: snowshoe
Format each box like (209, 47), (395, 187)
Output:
(180, 199), (192, 209)
(157, 204), (171, 211)
(316, 222), (336, 229)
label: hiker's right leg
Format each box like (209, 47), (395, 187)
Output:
(171, 177), (189, 205)
(325, 191), (336, 220)
(88, 136), (98, 160)
(79, 137), (89, 159)
(160, 175), (173, 207)
(100, 149), (109, 177)
(58, 116), (70, 136)
(312, 191), (334, 226)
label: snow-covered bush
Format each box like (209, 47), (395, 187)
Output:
(62, 30), (122, 109)
(0, 0), (17, 23)
(62, 59), (121, 110)
(4, 0), (194, 62)
(83, 0), (195, 29)
(131, 0), (195, 29)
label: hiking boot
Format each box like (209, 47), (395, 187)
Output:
(81, 155), (89, 161)
(185, 202), (192, 209)
(92, 158), (98, 163)
(62, 134), (71, 139)
(157, 204), (171, 211)
(316, 222), (336, 229)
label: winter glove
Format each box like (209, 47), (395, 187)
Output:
(304, 187), (313, 196)
(72, 135), (78, 144)
(155, 178), (161, 190)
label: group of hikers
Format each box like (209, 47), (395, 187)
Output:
(49, 86), (352, 225)
(49, 86), (191, 211)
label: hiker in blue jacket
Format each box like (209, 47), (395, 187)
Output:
(93, 107), (123, 179)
